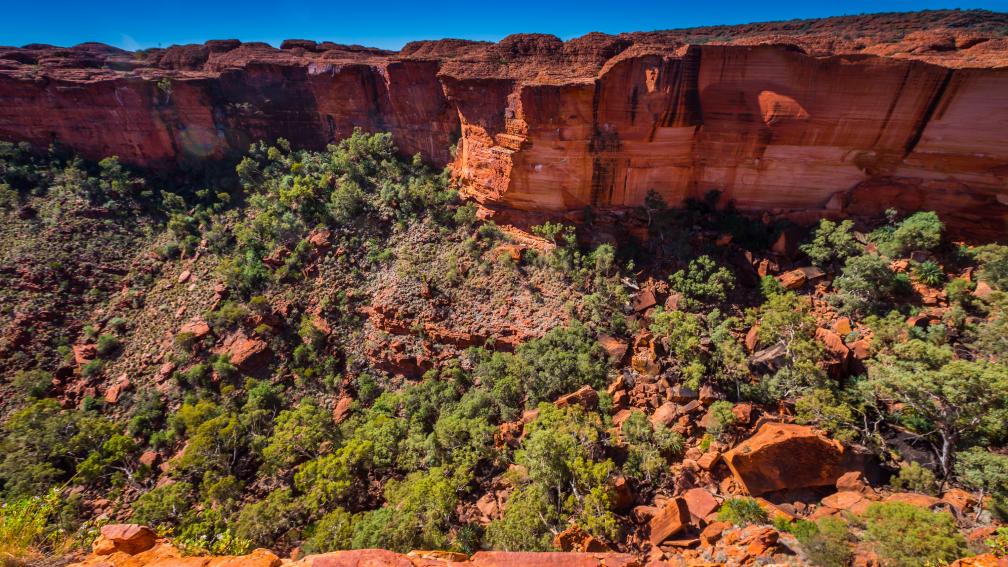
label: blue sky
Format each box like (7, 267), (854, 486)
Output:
(3, 0), (1007, 51)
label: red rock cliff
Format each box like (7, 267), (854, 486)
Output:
(2, 11), (1007, 237)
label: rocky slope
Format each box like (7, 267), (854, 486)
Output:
(1, 10), (1007, 238)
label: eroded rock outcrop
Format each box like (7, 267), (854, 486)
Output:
(1, 11), (1007, 238)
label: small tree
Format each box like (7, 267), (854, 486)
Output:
(955, 448), (1008, 520)
(868, 340), (1008, 479)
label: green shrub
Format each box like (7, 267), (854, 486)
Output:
(350, 467), (461, 552)
(11, 369), (52, 399)
(801, 219), (861, 266)
(956, 448), (1008, 520)
(261, 400), (335, 474)
(0, 489), (57, 559)
(514, 322), (609, 405)
(80, 359), (104, 378)
(973, 244), (1008, 290)
(945, 278), (976, 305)
(874, 211), (944, 258)
(861, 502), (966, 567)
(912, 261), (945, 287)
(234, 488), (300, 548)
(0, 399), (118, 498)
(889, 462), (938, 495)
(985, 527), (1008, 556)
(717, 497), (768, 526)
(485, 484), (558, 551)
(703, 401), (737, 441)
(793, 517), (852, 567)
(668, 255), (735, 311)
(620, 410), (683, 483)
(832, 254), (903, 314)
(131, 482), (194, 529)
(95, 334), (120, 356)
(303, 508), (353, 553)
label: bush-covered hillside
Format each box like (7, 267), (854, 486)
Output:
(1, 132), (1006, 565)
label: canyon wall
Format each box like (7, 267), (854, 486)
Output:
(2, 14), (1007, 237)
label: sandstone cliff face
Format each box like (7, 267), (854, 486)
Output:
(1, 11), (1007, 237)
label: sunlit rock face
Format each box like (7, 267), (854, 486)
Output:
(2, 19), (1007, 237)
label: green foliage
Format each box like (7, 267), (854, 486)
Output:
(868, 340), (1008, 477)
(0, 399), (118, 498)
(913, 261), (945, 287)
(667, 255), (735, 311)
(0, 489), (57, 558)
(95, 334), (120, 356)
(204, 301), (248, 333)
(234, 488), (300, 548)
(861, 502), (966, 567)
(11, 370), (52, 400)
(485, 483), (559, 551)
(131, 482), (195, 529)
(649, 308), (747, 391)
(303, 507), (353, 553)
(955, 448), (1008, 520)
(80, 359), (104, 378)
(889, 462), (938, 495)
(261, 400), (335, 474)
(74, 434), (136, 484)
(223, 129), (456, 295)
(620, 410), (683, 484)
(718, 497), (768, 526)
(801, 219), (862, 266)
(489, 404), (617, 548)
(832, 254), (904, 315)
(873, 211), (944, 258)
(703, 401), (737, 440)
(791, 517), (852, 567)
(985, 527), (1008, 557)
(973, 244), (1008, 290)
(351, 466), (462, 552)
(513, 322), (610, 406)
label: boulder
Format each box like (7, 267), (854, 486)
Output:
(179, 317), (211, 339)
(777, 269), (807, 290)
(650, 402), (678, 428)
(699, 521), (731, 546)
(696, 451), (721, 470)
(555, 385), (599, 410)
(682, 488), (720, 523)
(216, 331), (271, 372)
(948, 554), (1005, 567)
(632, 289), (657, 312)
(597, 334), (628, 362)
(884, 491), (942, 509)
(723, 423), (847, 496)
(332, 396), (353, 424)
(552, 524), (610, 552)
(95, 524), (157, 555)
(748, 342), (788, 370)
(649, 497), (690, 545)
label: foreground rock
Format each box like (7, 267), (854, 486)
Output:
(69, 528), (641, 567)
(723, 423), (847, 496)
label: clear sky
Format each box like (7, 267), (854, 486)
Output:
(3, 0), (1007, 51)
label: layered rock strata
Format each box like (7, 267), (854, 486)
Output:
(1, 12), (1007, 237)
